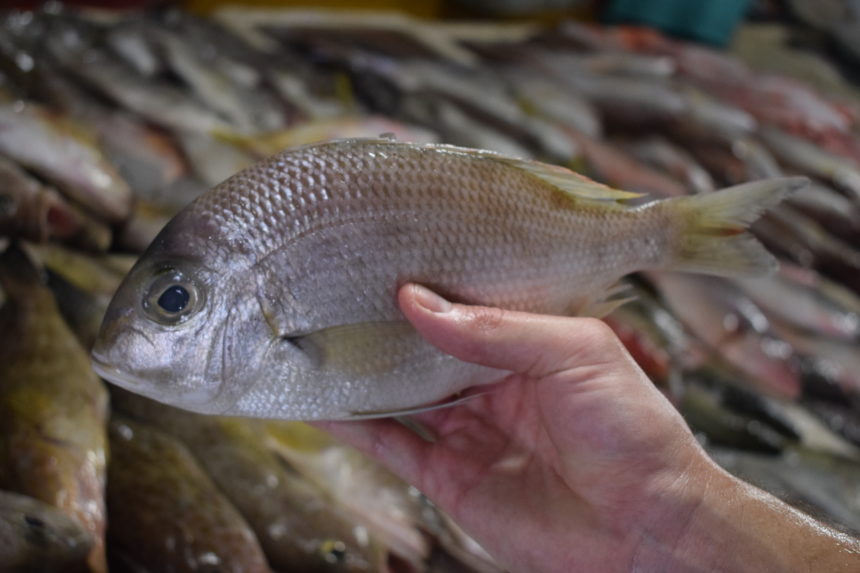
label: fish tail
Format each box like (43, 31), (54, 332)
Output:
(666, 177), (807, 276)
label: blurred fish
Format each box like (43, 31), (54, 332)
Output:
(175, 131), (257, 188)
(668, 90), (757, 145)
(773, 320), (860, 399)
(0, 490), (93, 573)
(0, 102), (132, 223)
(786, 181), (860, 243)
(605, 289), (701, 396)
(622, 137), (715, 194)
(265, 421), (430, 568)
(0, 155), (111, 250)
(106, 416), (272, 573)
(154, 28), (286, 134)
(565, 129), (688, 197)
(734, 267), (860, 340)
(56, 47), (233, 134)
(92, 138), (803, 420)
(543, 66), (688, 131)
(103, 19), (162, 77)
(681, 378), (788, 454)
(112, 392), (394, 572)
(28, 242), (135, 348)
(760, 126), (860, 201)
(498, 66), (601, 138)
(0, 245), (108, 572)
(648, 273), (803, 398)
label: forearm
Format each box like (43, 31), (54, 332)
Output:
(636, 459), (860, 572)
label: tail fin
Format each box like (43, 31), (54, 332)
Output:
(667, 177), (807, 276)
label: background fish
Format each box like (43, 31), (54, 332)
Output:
(92, 139), (803, 420)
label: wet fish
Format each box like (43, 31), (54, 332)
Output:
(0, 155), (111, 250)
(647, 272), (803, 398)
(734, 267), (860, 340)
(106, 416), (272, 573)
(92, 139), (803, 420)
(0, 102), (132, 223)
(0, 245), (108, 572)
(622, 137), (715, 194)
(112, 391), (393, 572)
(0, 490), (93, 573)
(759, 126), (860, 201)
(264, 421), (431, 567)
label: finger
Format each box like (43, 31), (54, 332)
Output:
(398, 284), (640, 382)
(312, 419), (432, 487)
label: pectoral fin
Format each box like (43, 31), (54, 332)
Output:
(291, 320), (420, 376)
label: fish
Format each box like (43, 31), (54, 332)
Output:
(0, 155), (111, 250)
(105, 416), (273, 573)
(0, 244), (109, 572)
(92, 139), (804, 420)
(264, 421), (431, 567)
(647, 272), (803, 399)
(734, 267), (860, 340)
(0, 102), (132, 223)
(111, 390), (394, 572)
(622, 136), (716, 195)
(0, 490), (93, 573)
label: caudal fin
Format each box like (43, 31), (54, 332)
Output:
(667, 177), (807, 276)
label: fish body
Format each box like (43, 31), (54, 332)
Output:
(0, 246), (108, 572)
(0, 102), (132, 223)
(106, 417), (272, 573)
(112, 391), (392, 572)
(93, 139), (802, 420)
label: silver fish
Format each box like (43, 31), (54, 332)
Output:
(92, 139), (804, 420)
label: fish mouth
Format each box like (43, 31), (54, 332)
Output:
(90, 352), (219, 412)
(90, 353), (155, 396)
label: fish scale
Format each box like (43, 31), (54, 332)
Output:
(93, 139), (804, 420)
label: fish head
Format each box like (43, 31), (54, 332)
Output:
(91, 211), (256, 414)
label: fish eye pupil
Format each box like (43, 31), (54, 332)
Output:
(157, 285), (190, 313)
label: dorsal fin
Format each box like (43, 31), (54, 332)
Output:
(425, 143), (644, 203)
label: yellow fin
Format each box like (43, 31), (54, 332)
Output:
(577, 281), (637, 318)
(427, 143), (644, 203)
(667, 177), (808, 276)
(294, 321), (419, 377)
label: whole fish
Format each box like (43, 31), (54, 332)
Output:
(92, 139), (803, 420)
(0, 245), (108, 572)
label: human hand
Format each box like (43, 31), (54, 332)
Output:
(318, 284), (860, 572)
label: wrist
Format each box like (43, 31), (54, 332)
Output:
(632, 451), (860, 572)
(627, 448), (729, 572)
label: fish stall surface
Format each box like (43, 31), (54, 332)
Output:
(91, 138), (803, 420)
(2, 4), (860, 571)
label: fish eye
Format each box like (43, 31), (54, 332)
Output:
(157, 285), (190, 313)
(319, 539), (348, 565)
(142, 269), (202, 325)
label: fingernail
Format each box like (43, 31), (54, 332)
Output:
(412, 284), (452, 313)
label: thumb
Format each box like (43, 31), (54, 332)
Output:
(398, 284), (639, 382)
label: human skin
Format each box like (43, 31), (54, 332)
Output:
(318, 284), (860, 572)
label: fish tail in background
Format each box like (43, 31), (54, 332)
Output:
(665, 177), (808, 276)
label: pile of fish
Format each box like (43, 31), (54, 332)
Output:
(1, 5), (859, 571)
